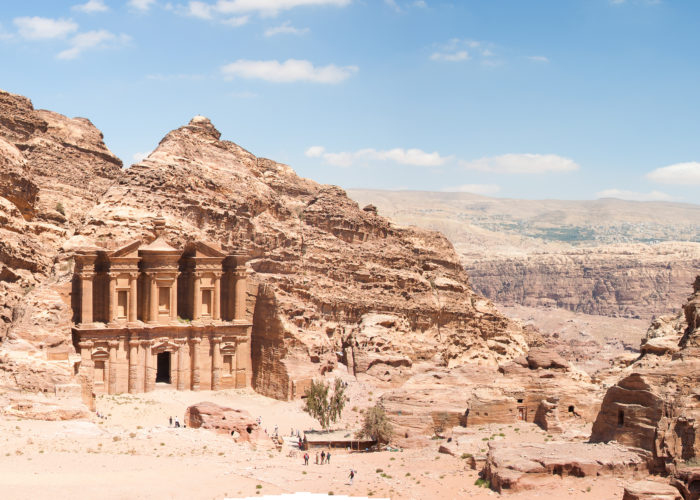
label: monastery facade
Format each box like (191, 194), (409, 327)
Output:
(71, 220), (252, 395)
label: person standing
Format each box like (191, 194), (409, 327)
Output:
(326, 451), (331, 464)
(304, 452), (309, 465)
(349, 469), (355, 485)
(169, 416), (173, 427)
(321, 450), (326, 464)
(315, 452), (319, 465)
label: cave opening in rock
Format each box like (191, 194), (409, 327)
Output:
(618, 409), (624, 427)
(568, 405), (574, 413)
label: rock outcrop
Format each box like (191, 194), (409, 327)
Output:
(590, 277), (700, 474)
(483, 441), (651, 493)
(0, 89), (529, 402)
(184, 402), (269, 444)
(347, 189), (700, 320)
(380, 358), (600, 446)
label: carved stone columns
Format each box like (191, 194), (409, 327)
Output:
(107, 273), (117, 325)
(128, 273), (138, 323)
(177, 340), (186, 391)
(234, 269), (247, 321)
(193, 273), (202, 321)
(170, 276), (179, 322)
(211, 336), (222, 391)
(108, 340), (119, 394)
(80, 272), (95, 325)
(142, 340), (153, 392)
(191, 337), (201, 391)
(128, 337), (140, 394)
(213, 273), (221, 321)
(148, 273), (158, 323)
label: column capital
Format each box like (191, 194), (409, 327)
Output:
(234, 270), (247, 278)
(190, 337), (202, 344)
(129, 337), (140, 346)
(140, 339), (152, 347)
(211, 335), (222, 344)
(78, 340), (94, 349)
(79, 271), (95, 280)
(108, 340), (120, 348)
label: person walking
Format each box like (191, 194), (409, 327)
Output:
(321, 450), (326, 464)
(326, 451), (331, 464)
(169, 416), (173, 427)
(304, 452), (309, 465)
(315, 452), (319, 465)
(348, 469), (355, 485)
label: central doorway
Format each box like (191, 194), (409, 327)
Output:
(156, 352), (171, 384)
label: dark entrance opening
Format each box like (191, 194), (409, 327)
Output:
(618, 410), (624, 427)
(156, 352), (171, 384)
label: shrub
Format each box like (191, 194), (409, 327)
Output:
(356, 403), (393, 445)
(303, 378), (347, 430)
(55, 203), (65, 216)
(474, 478), (490, 488)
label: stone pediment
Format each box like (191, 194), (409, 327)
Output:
(139, 236), (179, 254)
(109, 240), (141, 258)
(184, 241), (226, 258)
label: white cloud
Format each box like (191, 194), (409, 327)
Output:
(264, 21), (309, 36)
(57, 30), (131, 60)
(128, 0), (157, 11)
(460, 153), (579, 174)
(596, 189), (672, 202)
(430, 38), (496, 65)
(305, 146), (325, 158)
(430, 50), (468, 62)
(442, 184), (501, 196)
(221, 59), (357, 84)
(132, 151), (152, 163)
(146, 73), (206, 80)
(646, 162), (700, 185)
(188, 0), (350, 17)
(413, 1), (427, 7)
(384, 0), (401, 12)
(221, 15), (249, 26)
(185, 0), (213, 18)
(72, 0), (109, 13)
(14, 17), (78, 40)
(306, 146), (451, 167)
(528, 55), (549, 63)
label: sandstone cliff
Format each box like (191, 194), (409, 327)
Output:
(348, 189), (700, 320)
(590, 276), (700, 479)
(0, 90), (530, 400)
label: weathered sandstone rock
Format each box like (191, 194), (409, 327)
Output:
(483, 441), (651, 493)
(622, 480), (682, 500)
(184, 401), (270, 444)
(591, 277), (700, 474)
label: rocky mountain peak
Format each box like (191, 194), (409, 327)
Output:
(186, 115), (221, 140)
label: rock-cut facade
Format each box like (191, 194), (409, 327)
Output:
(72, 218), (251, 397)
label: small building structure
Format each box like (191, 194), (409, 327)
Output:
(71, 218), (252, 395)
(302, 429), (377, 451)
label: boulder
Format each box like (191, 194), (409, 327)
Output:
(184, 402), (271, 444)
(622, 480), (682, 500)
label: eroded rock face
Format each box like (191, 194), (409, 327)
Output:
(380, 361), (601, 446)
(0, 88), (531, 404)
(623, 480), (682, 500)
(0, 90), (121, 392)
(75, 115), (529, 400)
(483, 441), (651, 493)
(591, 277), (700, 473)
(184, 402), (269, 444)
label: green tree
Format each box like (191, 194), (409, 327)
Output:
(356, 402), (394, 445)
(303, 378), (347, 431)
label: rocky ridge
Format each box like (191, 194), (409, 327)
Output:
(0, 90), (530, 401)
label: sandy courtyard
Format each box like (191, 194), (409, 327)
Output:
(0, 388), (630, 499)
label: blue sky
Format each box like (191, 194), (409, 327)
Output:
(2, 0), (700, 202)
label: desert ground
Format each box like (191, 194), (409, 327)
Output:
(0, 382), (640, 500)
